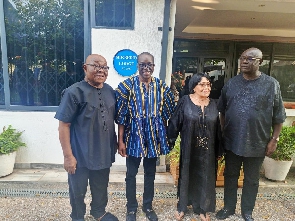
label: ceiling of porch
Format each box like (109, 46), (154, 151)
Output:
(175, 0), (295, 42)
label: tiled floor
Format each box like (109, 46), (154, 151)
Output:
(0, 168), (174, 184)
(1, 167), (295, 188)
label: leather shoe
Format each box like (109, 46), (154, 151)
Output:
(242, 213), (254, 221)
(216, 208), (235, 220)
(126, 211), (136, 221)
(142, 208), (158, 221)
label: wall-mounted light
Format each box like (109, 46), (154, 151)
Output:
(192, 0), (219, 3)
(192, 6), (215, 10)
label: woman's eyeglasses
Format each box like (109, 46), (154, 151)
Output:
(198, 83), (212, 88)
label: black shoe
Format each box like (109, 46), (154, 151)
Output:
(142, 208), (158, 221)
(242, 213), (254, 221)
(98, 212), (119, 221)
(126, 211), (136, 221)
(216, 208), (235, 220)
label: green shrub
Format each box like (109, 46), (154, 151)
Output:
(270, 125), (295, 161)
(0, 125), (26, 155)
(167, 136), (181, 164)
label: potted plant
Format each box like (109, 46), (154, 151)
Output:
(216, 156), (244, 187)
(167, 136), (180, 185)
(263, 125), (295, 181)
(0, 125), (26, 177)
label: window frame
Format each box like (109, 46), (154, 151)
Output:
(0, 0), (90, 111)
(90, 0), (135, 30)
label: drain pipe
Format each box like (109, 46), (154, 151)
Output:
(159, 0), (171, 82)
(0, 0), (10, 108)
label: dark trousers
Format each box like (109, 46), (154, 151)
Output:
(224, 150), (264, 214)
(68, 167), (110, 221)
(125, 156), (157, 212)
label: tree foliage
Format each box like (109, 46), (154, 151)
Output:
(5, 0), (84, 70)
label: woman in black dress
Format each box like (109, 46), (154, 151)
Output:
(168, 73), (223, 221)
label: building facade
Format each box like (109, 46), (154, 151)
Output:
(0, 0), (294, 167)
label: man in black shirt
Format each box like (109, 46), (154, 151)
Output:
(216, 48), (286, 221)
(55, 54), (118, 221)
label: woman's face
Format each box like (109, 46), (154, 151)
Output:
(193, 77), (211, 98)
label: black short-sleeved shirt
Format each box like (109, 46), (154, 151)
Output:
(54, 80), (117, 170)
(217, 73), (286, 157)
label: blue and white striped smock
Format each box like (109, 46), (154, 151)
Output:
(115, 75), (175, 158)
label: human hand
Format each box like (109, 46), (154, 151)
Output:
(64, 155), (77, 174)
(118, 141), (127, 157)
(265, 139), (277, 157)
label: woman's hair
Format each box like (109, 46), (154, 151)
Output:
(188, 73), (210, 94)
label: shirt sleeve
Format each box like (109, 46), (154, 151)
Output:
(54, 88), (79, 123)
(115, 81), (130, 126)
(272, 81), (286, 124)
(167, 96), (185, 141)
(161, 82), (175, 121)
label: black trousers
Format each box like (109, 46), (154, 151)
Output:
(125, 156), (157, 212)
(68, 167), (110, 221)
(224, 150), (264, 214)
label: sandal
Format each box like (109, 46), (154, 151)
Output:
(200, 213), (210, 221)
(174, 210), (184, 220)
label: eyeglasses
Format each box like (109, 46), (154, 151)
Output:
(198, 83), (212, 88)
(239, 56), (262, 62)
(138, 63), (155, 69)
(85, 64), (109, 71)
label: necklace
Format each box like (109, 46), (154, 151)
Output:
(191, 95), (209, 104)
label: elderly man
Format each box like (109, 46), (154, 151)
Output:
(55, 54), (118, 221)
(116, 52), (175, 221)
(216, 48), (286, 221)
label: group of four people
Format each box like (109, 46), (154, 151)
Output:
(54, 47), (286, 221)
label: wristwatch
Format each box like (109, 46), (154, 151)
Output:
(271, 136), (279, 142)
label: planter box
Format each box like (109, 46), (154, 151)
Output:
(216, 166), (244, 187)
(169, 161), (244, 187)
(0, 151), (16, 177)
(169, 161), (179, 185)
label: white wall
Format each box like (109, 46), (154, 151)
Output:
(92, 0), (166, 90)
(0, 110), (128, 167)
(0, 110), (62, 165)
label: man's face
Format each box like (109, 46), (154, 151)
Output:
(137, 54), (154, 82)
(239, 49), (262, 74)
(83, 55), (108, 87)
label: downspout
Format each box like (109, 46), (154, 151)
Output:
(165, 0), (177, 86)
(0, 0), (10, 108)
(84, 0), (91, 61)
(159, 0), (171, 82)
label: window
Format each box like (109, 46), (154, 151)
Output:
(271, 44), (295, 102)
(271, 59), (295, 102)
(91, 0), (134, 29)
(3, 0), (84, 107)
(204, 58), (226, 99)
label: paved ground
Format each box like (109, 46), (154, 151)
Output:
(0, 167), (295, 221)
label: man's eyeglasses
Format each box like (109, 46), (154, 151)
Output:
(239, 56), (262, 62)
(198, 83), (212, 88)
(138, 63), (155, 69)
(85, 64), (109, 71)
